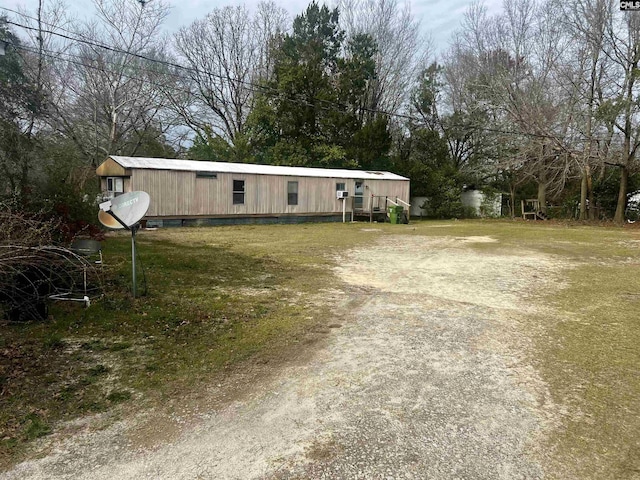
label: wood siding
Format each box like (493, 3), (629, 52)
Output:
(124, 169), (409, 218)
(96, 158), (131, 177)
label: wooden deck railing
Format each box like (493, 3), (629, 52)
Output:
(354, 195), (411, 223)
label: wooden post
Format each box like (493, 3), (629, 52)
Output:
(131, 226), (137, 299)
(370, 195), (373, 223)
(351, 196), (354, 222)
(385, 197), (388, 222)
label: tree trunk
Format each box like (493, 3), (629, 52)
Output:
(587, 165), (595, 220)
(614, 166), (628, 225)
(579, 169), (588, 220)
(509, 183), (516, 218)
(537, 181), (547, 215)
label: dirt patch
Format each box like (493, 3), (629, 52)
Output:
(456, 235), (498, 243)
(335, 235), (565, 310)
(2, 234), (569, 479)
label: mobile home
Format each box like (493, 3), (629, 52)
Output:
(96, 156), (410, 226)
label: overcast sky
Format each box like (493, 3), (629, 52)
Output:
(3, 0), (504, 56)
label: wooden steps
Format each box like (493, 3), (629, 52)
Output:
(523, 210), (549, 220)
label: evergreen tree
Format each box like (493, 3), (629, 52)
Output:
(248, 2), (391, 169)
(0, 18), (42, 198)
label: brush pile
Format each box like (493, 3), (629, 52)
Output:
(0, 210), (102, 321)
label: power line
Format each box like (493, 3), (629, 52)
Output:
(2, 15), (301, 108)
(12, 43), (377, 134)
(0, 5), (103, 48)
(1, 10), (607, 144)
(14, 43), (194, 97)
(5, 17), (416, 129)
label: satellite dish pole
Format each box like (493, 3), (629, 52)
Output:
(131, 224), (138, 297)
(98, 191), (151, 299)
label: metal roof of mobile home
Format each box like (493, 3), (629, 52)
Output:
(108, 156), (409, 181)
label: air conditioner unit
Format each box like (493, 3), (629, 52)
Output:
(337, 190), (349, 199)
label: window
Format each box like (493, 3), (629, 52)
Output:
(336, 182), (346, 192)
(196, 171), (217, 179)
(233, 179), (245, 205)
(354, 180), (364, 209)
(288, 181), (298, 205)
(106, 177), (124, 198)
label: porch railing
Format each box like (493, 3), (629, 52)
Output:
(356, 195), (410, 223)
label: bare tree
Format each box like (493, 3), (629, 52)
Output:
(44, 0), (174, 167)
(450, 0), (577, 213)
(559, 0), (614, 220)
(336, 0), (431, 118)
(604, 10), (640, 224)
(172, 2), (288, 149)
(254, 1), (289, 81)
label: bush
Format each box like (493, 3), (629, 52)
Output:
(424, 185), (468, 219)
(1, 171), (103, 244)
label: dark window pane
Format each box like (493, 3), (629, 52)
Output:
(107, 177), (123, 193)
(354, 181), (364, 208)
(196, 172), (217, 179)
(336, 182), (345, 191)
(288, 182), (298, 205)
(233, 180), (245, 204)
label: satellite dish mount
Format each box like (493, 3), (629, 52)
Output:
(98, 191), (151, 298)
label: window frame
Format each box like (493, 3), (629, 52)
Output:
(287, 181), (299, 206)
(336, 182), (346, 192)
(196, 171), (217, 179)
(106, 176), (124, 198)
(233, 179), (245, 205)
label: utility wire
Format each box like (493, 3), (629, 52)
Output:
(13, 42), (390, 138)
(15, 43), (201, 98)
(1, 10), (613, 144)
(3, 17), (306, 106)
(7, 24), (416, 134)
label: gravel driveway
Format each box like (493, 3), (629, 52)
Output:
(3, 234), (563, 479)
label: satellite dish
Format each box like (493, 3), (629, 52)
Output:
(97, 191), (150, 298)
(99, 191), (150, 230)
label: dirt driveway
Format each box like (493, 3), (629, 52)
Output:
(3, 234), (565, 479)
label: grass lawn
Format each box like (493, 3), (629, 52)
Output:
(0, 222), (380, 468)
(1, 219), (640, 478)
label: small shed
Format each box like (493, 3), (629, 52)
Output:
(461, 189), (502, 217)
(96, 156), (410, 226)
(409, 197), (429, 218)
